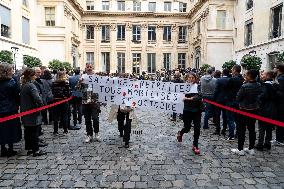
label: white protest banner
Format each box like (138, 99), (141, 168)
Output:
(83, 75), (188, 113)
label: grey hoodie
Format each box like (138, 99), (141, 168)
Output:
(200, 74), (217, 97)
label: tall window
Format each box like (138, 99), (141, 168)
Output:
(117, 25), (125, 41)
(271, 4), (283, 38)
(0, 4), (11, 38)
(179, 2), (187, 12)
(23, 0), (28, 7)
(22, 17), (30, 44)
(45, 7), (55, 26)
(86, 25), (94, 39)
(102, 52), (110, 73)
(246, 0), (253, 10)
(148, 2), (156, 12)
(163, 53), (171, 70)
(245, 20), (253, 46)
(117, 1), (125, 11)
(86, 1), (94, 10)
(102, 25), (110, 42)
(148, 26), (156, 41)
(195, 47), (200, 68)
(178, 53), (186, 69)
(102, 1), (110, 10)
(178, 26), (187, 43)
(197, 20), (201, 34)
(133, 1), (141, 11)
(117, 53), (125, 73)
(164, 2), (171, 12)
(132, 25), (141, 41)
(132, 53), (141, 74)
(147, 53), (156, 73)
(216, 10), (226, 29)
(163, 26), (171, 41)
(86, 52), (94, 65)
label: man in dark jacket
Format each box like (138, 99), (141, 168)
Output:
(274, 63), (284, 145)
(225, 65), (244, 140)
(213, 69), (230, 135)
(256, 71), (277, 151)
(231, 69), (262, 155)
(69, 68), (82, 130)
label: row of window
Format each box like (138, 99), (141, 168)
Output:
(244, 3), (282, 46)
(0, 4), (30, 44)
(86, 1), (187, 12)
(86, 25), (187, 42)
(86, 52), (187, 73)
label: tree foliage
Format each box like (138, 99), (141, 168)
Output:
(222, 60), (237, 71)
(277, 52), (284, 62)
(23, 55), (42, 68)
(200, 64), (211, 73)
(0, 50), (13, 64)
(48, 59), (72, 72)
(241, 55), (262, 71)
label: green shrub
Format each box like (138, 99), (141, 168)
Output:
(0, 50), (13, 64)
(23, 55), (42, 68)
(241, 55), (262, 70)
(222, 60), (237, 71)
(48, 59), (72, 72)
(200, 64), (211, 73)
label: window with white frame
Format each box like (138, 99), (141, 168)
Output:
(102, 1), (110, 10)
(117, 25), (125, 41)
(147, 53), (156, 73)
(178, 53), (186, 69)
(148, 2), (156, 12)
(244, 19), (253, 46)
(132, 25), (141, 41)
(216, 10), (226, 29)
(164, 2), (171, 12)
(102, 52), (110, 73)
(45, 7), (55, 26)
(197, 19), (201, 34)
(117, 1), (125, 11)
(163, 53), (171, 70)
(86, 1), (94, 10)
(163, 26), (171, 41)
(178, 26), (187, 43)
(102, 25), (110, 42)
(179, 2), (187, 12)
(148, 26), (156, 41)
(86, 25), (94, 39)
(117, 53), (125, 73)
(271, 4), (283, 38)
(132, 53), (141, 74)
(22, 17), (30, 44)
(133, 1), (141, 11)
(86, 52), (94, 64)
(0, 4), (11, 38)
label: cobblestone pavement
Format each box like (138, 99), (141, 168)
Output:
(0, 107), (284, 189)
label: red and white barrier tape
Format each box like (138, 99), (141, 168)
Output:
(0, 97), (73, 123)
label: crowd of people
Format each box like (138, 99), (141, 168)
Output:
(0, 61), (283, 157)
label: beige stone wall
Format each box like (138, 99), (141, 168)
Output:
(234, 0), (284, 70)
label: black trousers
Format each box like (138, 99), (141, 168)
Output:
(258, 121), (273, 147)
(53, 102), (69, 133)
(180, 110), (201, 148)
(276, 115), (284, 143)
(117, 109), (132, 143)
(215, 107), (227, 133)
(238, 110), (257, 151)
(71, 97), (82, 125)
(83, 104), (100, 136)
(24, 126), (40, 152)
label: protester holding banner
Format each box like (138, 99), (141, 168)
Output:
(231, 69), (262, 155)
(20, 68), (46, 157)
(51, 70), (71, 135)
(79, 63), (101, 143)
(171, 71), (184, 121)
(0, 63), (22, 157)
(177, 72), (202, 155)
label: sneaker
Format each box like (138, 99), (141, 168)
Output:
(177, 131), (183, 142)
(231, 148), (245, 156)
(263, 143), (271, 150)
(33, 150), (47, 157)
(244, 148), (255, 155)
(192, 146), (200, 155)
(63, 131), (68, 135)
(125, 142), (129, 148)
(226, 137), (235, 141)
(170, 118), (176, 121)
(94, 133), (101, 142)
(255, 144), (264, 151)
(276, 141), (284, 146)
(85, 135), (93, 143)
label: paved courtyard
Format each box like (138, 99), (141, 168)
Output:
(0, 107), (283, 189)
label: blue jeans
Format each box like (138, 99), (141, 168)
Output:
(203, 102), (214, 129)
(226, 110), (235, 138)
